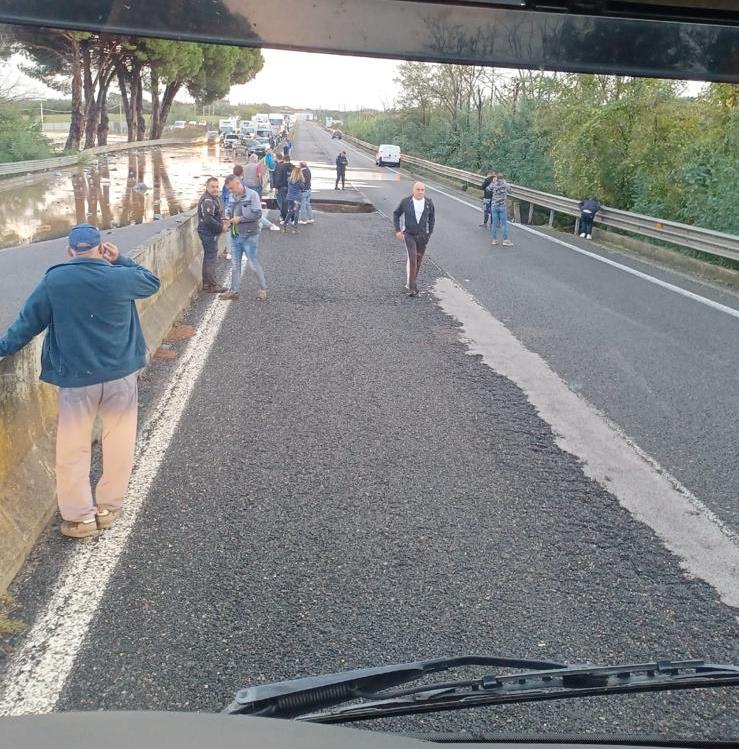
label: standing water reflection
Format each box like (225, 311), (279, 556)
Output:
(0, 143), (234, 249)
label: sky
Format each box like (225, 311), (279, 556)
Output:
(3, 47), (705, 109)
(231, 49), (402, 110)
(2, 49), (403, 111)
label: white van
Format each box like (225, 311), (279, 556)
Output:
(376, 144), (400, 167)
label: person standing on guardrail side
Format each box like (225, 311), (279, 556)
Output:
(578, 197), (601, 239)
(197, 177), (227, 294)
(480, 170), (496, 228)
(219, 175), (267, 302)
(0, 224), (160, 538)
(393, 181), (435, 297)
(490, 172), (513, 246)
(335, 151), (349, 190)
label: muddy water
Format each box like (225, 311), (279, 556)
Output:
(0, 144), (236, 250)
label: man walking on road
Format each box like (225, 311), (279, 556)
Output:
(219, 175), (268, 302)
(197, 177), (227, 293)
(0, 224), (160, 538)
(335, 151), (348, 190)
(490, 172), (513, 246)
(393, 182), (435, 297)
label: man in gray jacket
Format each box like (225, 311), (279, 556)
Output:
(219, 174), (267, 301)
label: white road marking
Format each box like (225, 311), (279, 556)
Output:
(434, 277), (739, 610)
(0, 287), (232, 716)
(337, 133), (739, 320)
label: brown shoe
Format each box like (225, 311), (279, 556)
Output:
(96, 506), (120, 530)
(219, 290), (240, 301)
(60, 518), (100, 539)
(256, 288), (267, 301)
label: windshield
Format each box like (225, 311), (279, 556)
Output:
(0, 3), (736, 745)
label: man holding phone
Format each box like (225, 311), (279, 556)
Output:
(0, 224), (160, 538)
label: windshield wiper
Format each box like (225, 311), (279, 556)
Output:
(223, 656), (739, 724)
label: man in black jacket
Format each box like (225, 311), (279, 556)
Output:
(197, 177), (227, 293)
(392, 182), (435, 297)
(480, 170), (496, 227)
(273, 153), (293, 222)
(335, 151), (348, 190)
(578, 197), (601, 239)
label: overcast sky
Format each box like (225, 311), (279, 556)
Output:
(2, 48), (403, 110)
(3, 47), (704, 109)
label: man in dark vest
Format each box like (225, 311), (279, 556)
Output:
(197, 176), (226, 293)
(335, 151), (348, 190)
(392, 182), (436, 297)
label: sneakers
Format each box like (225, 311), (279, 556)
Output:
(491, 239), (498, 245)
(502, 239), (513, 246)
(219, 290), (240, 301)
(306, 219), (315, 224)
(60, 518), (99, 538)
(480, 223), (488, 227)
(256, 288), (267, 301)
(586, 234), (592, 240)
(298, 220), (308, 225)
(269, 224), (281, 231)
(95, 506), (120, 530)
(579, 232), (586, 238)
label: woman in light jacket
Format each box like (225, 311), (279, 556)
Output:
(285, 165), (306, 233)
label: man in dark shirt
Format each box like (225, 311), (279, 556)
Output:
(335, 151), (348, 190)
(392, 182), (436, 297)
(480, 170), (496, 227)
(273, 153), (293, 223)
(197, 177), (226, 293)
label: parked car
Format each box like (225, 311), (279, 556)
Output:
(172, 120), (186, 129)
(206, 130), (220, 143)
(246, 140), (267, 158)
(222, 133), (240, 149)
(331, 129), (343, 139)
(376, 143), (401, 167)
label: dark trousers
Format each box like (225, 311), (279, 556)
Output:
(335, 168), (346, 189)
(404, 233), (429, 292)
(580, 212), (594, 235)
(286, 196), (301, 226)
(198, 230), (219, 287)
(482, 198), (492, 225)
(277, 187), (288, 220)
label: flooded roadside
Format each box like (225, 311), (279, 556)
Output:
(0, 144), (234, 250)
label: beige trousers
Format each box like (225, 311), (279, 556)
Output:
(56, 373), (138, 523)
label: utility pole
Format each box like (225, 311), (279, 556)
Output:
(39, 100), (44, 129)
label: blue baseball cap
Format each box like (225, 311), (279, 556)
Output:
(68, 223), (101, 252)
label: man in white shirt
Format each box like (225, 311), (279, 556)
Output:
(392, 182), (436, 297)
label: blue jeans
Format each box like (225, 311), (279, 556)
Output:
(491, 205), (509, 240)
(580, 212), (594, 235)
(230, 233), (266, 292)
(299, 189), (313, 221)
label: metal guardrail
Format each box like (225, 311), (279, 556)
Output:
(338, 131), (739, 263)
(0, 138), (196, 178)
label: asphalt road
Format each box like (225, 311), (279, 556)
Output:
(303, 122), (739, 534)
(0, 123), (736, 739)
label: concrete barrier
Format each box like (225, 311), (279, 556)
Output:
(0, 210), (201, 591)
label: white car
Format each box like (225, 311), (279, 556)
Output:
(172, 120), (186, 129)
(376, 144), (401, 167)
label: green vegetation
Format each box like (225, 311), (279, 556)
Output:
(0, 592), (24, 637)
(0, 101), (55, 163)
(344, 66), (739, 235)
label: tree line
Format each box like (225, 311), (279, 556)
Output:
(3, 26), (264, 152)
(345, 64), (739, 235)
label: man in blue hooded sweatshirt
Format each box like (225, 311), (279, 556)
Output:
(0, 224), (160, 538)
